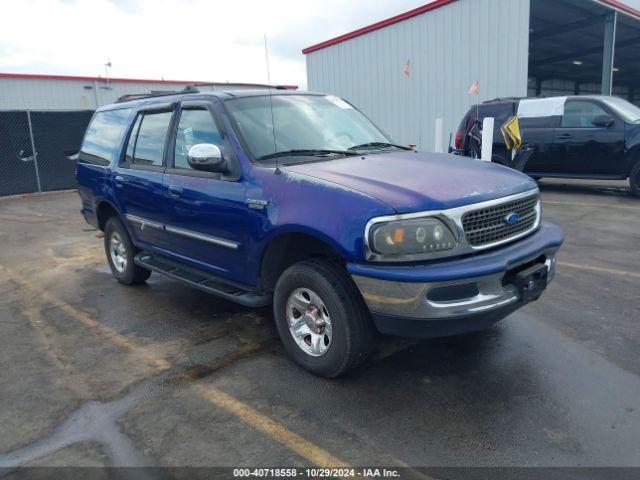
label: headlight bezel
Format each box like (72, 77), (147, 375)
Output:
(363, 188), (542, 263)
(367, 216), (459, 259)
(365, 213), (462, 263)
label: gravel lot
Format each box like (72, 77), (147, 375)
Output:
(0, 179), (639, 475)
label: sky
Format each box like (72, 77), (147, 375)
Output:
(1, 0), (639, 89)
(0, 0), (428, 89)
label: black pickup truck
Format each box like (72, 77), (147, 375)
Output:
(453, 95), (640, 196)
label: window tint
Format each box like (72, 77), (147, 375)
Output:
(80, 108), (132, 165)
(519, 116), (558, 129)
(131, 111), (172, 167)
(562, 101), (609, 128)
(174, 109), (223, 169)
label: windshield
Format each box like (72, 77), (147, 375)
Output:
(225, 94), (392, 161)
(602, 96), (640, 122)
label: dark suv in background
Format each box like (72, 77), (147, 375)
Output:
(453, 95), (640, 196)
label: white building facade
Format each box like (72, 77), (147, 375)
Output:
(304, 0), (640, 151)
(0, 73), (296, 110)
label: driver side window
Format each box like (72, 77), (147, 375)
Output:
(561, 101), (608, 128)
(174, 109), (224, 170)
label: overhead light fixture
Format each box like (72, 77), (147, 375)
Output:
(572, 60), (583, 66)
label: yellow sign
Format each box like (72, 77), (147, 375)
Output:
(501, 116), (522, 151)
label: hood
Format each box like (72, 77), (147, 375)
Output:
(282, 151), (537, 213)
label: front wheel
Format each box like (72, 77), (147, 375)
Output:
(104, 217), (151, 285)
(630, 162), (640, 197)
(273, 260), (375, 377)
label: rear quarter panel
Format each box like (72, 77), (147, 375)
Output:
(626, 123), (640, 175)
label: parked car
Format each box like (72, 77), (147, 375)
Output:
(453, 95), (640, 196)
(77, 89), (563, 377)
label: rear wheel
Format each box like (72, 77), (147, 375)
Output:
(273, 259), (375, 377)
(104, 217), (151, 285)
(630, 162), (640, 197)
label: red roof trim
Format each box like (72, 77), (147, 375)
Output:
(302, 0), (640, 55)
(596, 0), (640, 19)
(302, 0), (459, 54)
(0, 72), (297, 89)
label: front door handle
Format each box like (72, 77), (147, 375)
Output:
(114, 175), (125, 188)
(167, 185), (183, 198)
(557, 134), (572, 140)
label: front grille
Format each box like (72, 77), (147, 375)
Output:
(462, 194), (539, 247)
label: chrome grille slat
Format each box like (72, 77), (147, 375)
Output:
(462, 195), (539, 247)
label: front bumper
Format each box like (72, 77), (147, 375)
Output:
(348, 221), (563, 338)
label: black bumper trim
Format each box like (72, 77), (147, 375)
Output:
(371, 303), (522, 338)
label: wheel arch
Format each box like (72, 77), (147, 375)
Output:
(95, 200), (121, 231)
(258, 228), (347, 292)
(627, 146), (640, 177)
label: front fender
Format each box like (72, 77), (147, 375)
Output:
(243, 166), (394, 286)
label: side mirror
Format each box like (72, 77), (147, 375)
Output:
(592, 115), (615, 128)
(187, 143), (226, 173)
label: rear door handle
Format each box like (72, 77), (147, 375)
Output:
(167, 185), (183, 198)
(557, 134), (572, 140)
(114, 175), (125, 187)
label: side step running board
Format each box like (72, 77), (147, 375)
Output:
(134, 252), (271, 308)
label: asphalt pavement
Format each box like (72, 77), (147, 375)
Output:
(0, 178), (638, 475)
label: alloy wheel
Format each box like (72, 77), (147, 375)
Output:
(286, 287), (333, 356)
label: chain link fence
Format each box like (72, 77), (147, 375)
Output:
(0, 110), (93, 197)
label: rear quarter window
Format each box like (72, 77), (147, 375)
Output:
(481, 103), (516, 124)
(80, 108), (132, 166)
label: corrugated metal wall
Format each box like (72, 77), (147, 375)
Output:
(0, 78), (262, 110)
(306, 0), (530, 151)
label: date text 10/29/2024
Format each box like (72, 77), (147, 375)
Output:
(233, 468), (401, 478)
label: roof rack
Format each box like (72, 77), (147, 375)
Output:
(116, 83), (291, 103)
(482, 97), (525, 104)
(482, 95), (559, 104)
(116, 88), (184, 103)
(190, 82), (291, 91)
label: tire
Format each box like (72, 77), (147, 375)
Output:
(630, 162), (640, 197)
(273, 259), (375, 377)
(104, 216), (151, 285)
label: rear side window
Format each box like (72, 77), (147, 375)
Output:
(519, 116), (558, 129)
(480, 103), (514, 124)
(80, 108), (132, 165)
(562, 101), (608, 128)
(124, 111), (173, 167)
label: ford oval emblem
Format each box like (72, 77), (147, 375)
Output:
(504, 213), (521, 224)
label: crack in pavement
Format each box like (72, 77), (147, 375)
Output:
(0, 342), (269, 471)
(0, 378), (160, 471)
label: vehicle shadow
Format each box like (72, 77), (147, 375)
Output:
(537, 179), (635, 199)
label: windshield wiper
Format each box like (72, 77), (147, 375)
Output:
(256, 149), (359, 161)
(348, 142), (412, 151)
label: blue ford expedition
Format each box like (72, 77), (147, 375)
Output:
(77, 88), (564, 377)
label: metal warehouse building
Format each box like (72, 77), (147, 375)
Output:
(0, 73), (296, 197)
(0, 73), (296, 110)
(303, 0), (640, 150)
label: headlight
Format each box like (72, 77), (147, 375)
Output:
(369, 217), (457, 257)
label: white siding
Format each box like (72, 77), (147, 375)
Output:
(0, 77), (262, 110)
(306, 0), (530, 151)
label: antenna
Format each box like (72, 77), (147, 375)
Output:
(264, 33), (280, 174)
